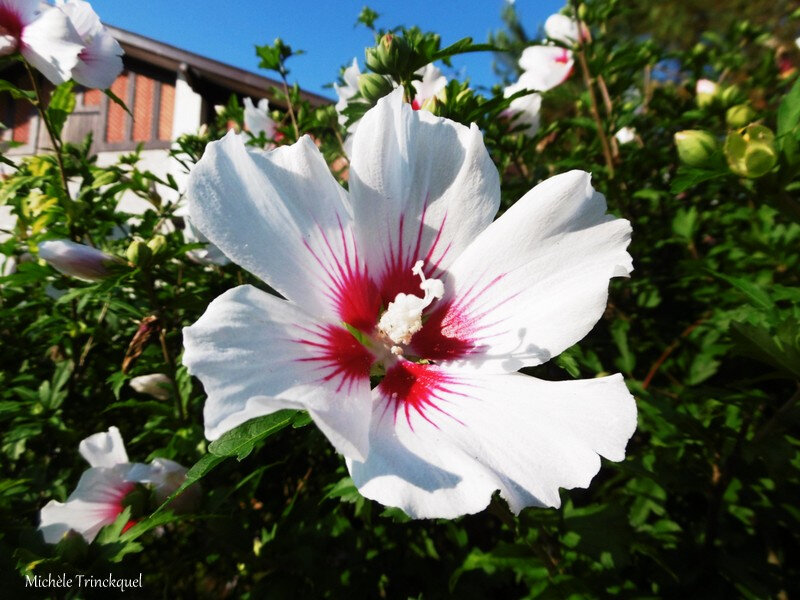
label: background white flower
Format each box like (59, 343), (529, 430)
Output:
(615, 126), (637, 145)
(57, 0), (123, 89)
(544, 12), (586, 46)
(243, 97), (277, 139)
(39, 427), (190, 543)
(0, 0), (84, 84)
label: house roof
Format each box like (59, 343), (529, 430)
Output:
(106, 25), (333, 108)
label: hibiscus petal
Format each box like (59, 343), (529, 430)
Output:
(187, 132), (381, 328)
(78, 426), (129, 468)
(348, 88), (500, 305)
(39, 464), (137, 542)
(56, 0), (101, 39)
(0, 0), (39, 27)
(412, 63), (446, 105)
(182, 284), (374, 460)
(72, 30), (123, 89)
(503, 81), (542, 136)
(517, 45), (574, 92)
(348, 366), (636, 518)
(20, 5), (83, 85)
(243, 97), (275, 138)
(411, 170), (632, 373)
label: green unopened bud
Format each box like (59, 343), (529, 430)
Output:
(126, 240), (152, 267)
(577, 4), (588, 20)
(726, 104), (757, 129)
(725, 124), (777, 178)
(147, 235), (168, 258)
(357, 73), (394, 102)
(674, 130), (718, 167)
(365, 33), (411, 76)
(720, 84), (745, 107)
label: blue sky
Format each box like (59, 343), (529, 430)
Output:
(89, 0), (564, 99)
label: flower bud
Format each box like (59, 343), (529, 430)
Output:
(129, 373), (172, 400)
(695, 78), (719, 108)
(674, 130), (718, 167)
(357, 73), (394, 103)
(147, 234), (168, 258)
(724, 124), (777, 178)
(725, 104), (756, 129)
(720, 84), (744, 107)
(37, 240), (120, 281)
(126, 240), (152, 267)
(365, 33), (411, 76)
(615, 126), (637, 145)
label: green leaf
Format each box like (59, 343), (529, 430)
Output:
(671, 205), (698, 240)
(104, 88), (132, 117)
(0, 79), (35, 101)
(730, 319), (800, 379)
(670, 166), (728, 194)
(208, 410), (297, 459)
(777, 76), (800, 139)
(46, 81), (75, 138)
(709, 270), (776, 312)
(356, 6), (379, 29)
(431, 37), (498, 63)
(611, 319), (636, 375)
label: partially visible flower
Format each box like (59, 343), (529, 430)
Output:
(544, 13), (588, 46)
(183, 88), (636, 519)
(0, 0), (84, 84)
(128, 457), (199, 510)
(696, 79), (718, 95)
(795, 37), (800, 51)
(517, 45), (574, 92)
(615, 126), (636, 145)
(501, 44), (571, 137)
(183, 216), (229, 266)
(335, 59), (447, 154)
(334, 58), (361, 129)
(37, 239), (121, 281)
(129, 373), (172, 400)
(243, 97), (277, 139)
(410, 63), (447, 110)
(503, 80), (542, 136)
(56, 0), (123, 89)
(39, 427), (192, 543)
(695, 78), (720, 108)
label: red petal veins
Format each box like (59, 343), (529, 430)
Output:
(379, 205), (450, 304)
(0, 6), (25, 42)
(303, 217), (381, 332)
(411, 273), (516, 361)
(379, 361), (467, 429)
(102, 481), (136, 521)
(295, 324), (375, 393)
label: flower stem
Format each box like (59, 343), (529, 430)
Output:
(144, 272), (186, 421)
(570, 5), (616, 179)
(279, 72), (300, 140)
(24, 61), (72, 204)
